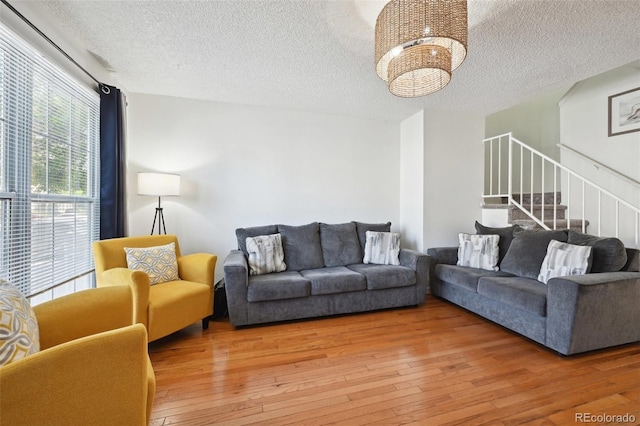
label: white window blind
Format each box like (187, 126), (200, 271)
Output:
(0, 24), (100, 298)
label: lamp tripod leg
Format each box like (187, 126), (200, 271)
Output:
(159, 208), (167, 234)
(150, 196), (166, 235)
(150, 209), (159, 235)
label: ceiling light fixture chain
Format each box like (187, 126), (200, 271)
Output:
(375, 0), (468, 98)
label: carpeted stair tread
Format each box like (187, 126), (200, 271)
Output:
(511, 192), (561, 205)
(509, 204), (567, 221)
(512, 218), (589, 232)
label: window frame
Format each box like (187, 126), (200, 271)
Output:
(0, 23), (100, 301)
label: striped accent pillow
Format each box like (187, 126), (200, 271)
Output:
(457, 233), (500, 271)
(0, 280), (40, 365)
(363, 231), (400, 266)
(246, 234), (287, 276)
(125, 242), (179, 285)
(538, 240), (592, 284)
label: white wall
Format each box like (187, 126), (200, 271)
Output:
(484, 87), (569, 196)
(481, 207), (509, 227)
(486, 87), (568, 158)
(423, 110), (485, 248)
(399, 111), (424, 251)
(560, 64), (640, 190)
(127, 94), (401, 280)
(559, 62), (640, 244)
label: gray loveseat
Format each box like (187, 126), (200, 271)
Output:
(427, 223), (640, 355)
(223, 221), (428, 326)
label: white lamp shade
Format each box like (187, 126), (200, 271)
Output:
(137, 173), (181, 196)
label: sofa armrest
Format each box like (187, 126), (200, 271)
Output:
(0, 324), (152, 426)
(426, 247), (458, 265)
(399, 248), (421, 270)
(178, 253), (217, 312)
(223, 250), (250, 326)
(400, 249), (428, 303)
(34, 286), (134, 350)
(546, 271), (640, 355)
(100, 267), (151, 329)
(622, 248), (640, 272)
(178, 253), (217, 286)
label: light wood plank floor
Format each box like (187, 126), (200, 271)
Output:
(148, 296), (640, 425)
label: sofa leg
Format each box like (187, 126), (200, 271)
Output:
(202, 317), (210, 330)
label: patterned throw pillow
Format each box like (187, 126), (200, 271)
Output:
(457, 233), (500, 272)
(0, 280), (40, 365)
(124, 242), (180, 285)
(354, 221), (391, 255)
(246, 234), (287, 276)
(538, 240), (593, 284)
(363, 231), (400, 266)
(500, 229), (568, 279)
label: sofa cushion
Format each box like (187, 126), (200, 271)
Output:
(277, 222), (324, 271)
(353, 221), (391, 255)
(500, 229), (568, 279)
(347, 263), (415, 290)
(457, 233), (499, 271)
(567, 230), (627, 273)
(477, 276), (547, 317)
(149, 280), (212, 334)
(245, 233), (287, 276)
(300, 266), (366, 295)
(435, 264), (514, 292)
(363, 231), (400, 266)
(475, 221), (522, 265)
(538, 240), (592, 284)
(236, 225), (278, 256)
(319, 222), (362, 267)
(247, 271), (311, 302)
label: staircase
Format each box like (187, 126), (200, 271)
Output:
(483, 133), (640, 247)
(485, 191), (588, 232)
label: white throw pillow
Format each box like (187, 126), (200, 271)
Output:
(457, 233), (500, 271)
(124, 242), (180, 285)
(363, 231), (400, 266)
(0, 280), (40, 365)
(538, 240), (592, 284)
(246, 234), (287, 276)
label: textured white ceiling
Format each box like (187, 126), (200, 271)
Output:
(24, 0), (640, 121)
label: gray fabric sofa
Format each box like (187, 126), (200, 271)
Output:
(223, 221), (428, 326)
(427, 223), (640, 355)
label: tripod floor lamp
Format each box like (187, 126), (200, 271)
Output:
(137, 172), (181, 235)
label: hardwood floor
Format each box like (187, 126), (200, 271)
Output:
(148, 296), (640, 425)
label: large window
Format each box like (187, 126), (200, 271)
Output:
(0, 24), (100, 301)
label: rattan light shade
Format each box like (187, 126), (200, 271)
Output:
(375, 0), (467, 97)
(389, 45), (451, 97)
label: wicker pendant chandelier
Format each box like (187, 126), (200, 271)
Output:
(375, 0), (468, 97)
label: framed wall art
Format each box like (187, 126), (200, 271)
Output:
(608, 87), (640, 137)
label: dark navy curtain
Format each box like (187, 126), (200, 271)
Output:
(99, 84), (126, 239)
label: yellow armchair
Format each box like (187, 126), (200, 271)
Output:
(0, 286), (155, 426)
(92, 234), (217, 342)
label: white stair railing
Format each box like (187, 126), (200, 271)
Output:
(483, 132), (640, 248)
(558, 143), (640, 207)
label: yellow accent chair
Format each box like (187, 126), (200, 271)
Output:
(0, 286), (155, 426)
(92, 234), (217, 342)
